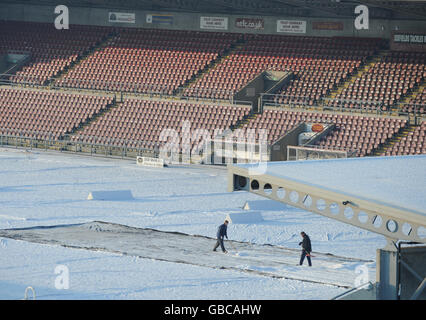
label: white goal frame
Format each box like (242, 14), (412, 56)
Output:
(287, 145), (357, 161)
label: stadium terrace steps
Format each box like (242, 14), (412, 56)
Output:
(52, 32), (117, 87)
(55, 28), (241, 94)
(325, 53), (384, 101)
(0, 86), (115, 140)
(403, 82), (426, 102)
(231, 113), (259, 131)
(0, 21), (112, 86)
(372, 123), (426, 156)
(268, 37), (384, 109)
(372, 124), (416, 156)
(0, 22), (424, 158)
(396, 81), (426, 114)
(179, 41), (246, 96)
(68, 97), (252, 150)
(327, 50), (425, 113)
(233, 108), (408, 157)
(69, 97), (120, 137)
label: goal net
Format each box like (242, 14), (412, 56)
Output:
(287, 145), (357, 161)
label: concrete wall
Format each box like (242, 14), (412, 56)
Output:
(0, 55), (8, 74)
(1, 3), (426, 39)
(376, 248), (399, 300)
(265, 71), (292, 95)
(270, 123), (305, 161)
(233, 71), (264, 111)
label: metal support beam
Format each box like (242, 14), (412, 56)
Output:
(401, 260), (424, 282)
(228, 160), (426, 300)
(411, 278), (426, 300)
(228, 163), (426, 243)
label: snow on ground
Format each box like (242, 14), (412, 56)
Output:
(0, 147), (387, 299)
(0, 221), (375, 289)
(2, 237), (346, 300)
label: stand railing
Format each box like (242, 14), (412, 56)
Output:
(0, 130), (159, 160)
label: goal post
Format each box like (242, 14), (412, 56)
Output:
(287, 145), (357, 161)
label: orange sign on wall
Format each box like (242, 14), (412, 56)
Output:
(311, 124), (324, 133)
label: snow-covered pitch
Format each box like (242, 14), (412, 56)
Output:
(0, 148), (387, 300)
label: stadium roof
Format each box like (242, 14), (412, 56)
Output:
(228, 155), (426, 244)
(1, 0), (426, 19)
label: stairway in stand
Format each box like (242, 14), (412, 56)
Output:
(178, 40), (246, 98)
(69, 98), (121, 139)
(50, 31), (117, 88)
(392, 81), (426, 114)
(319, 50), (390, 111)
(371, 124), (416, 156)
(231, 112), (258, 131)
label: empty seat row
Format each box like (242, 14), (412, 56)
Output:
(236, 108), (407, 157)
(0, 87), (113, 140)
(71, 99), (251, 150)
(56, 28), (241, 93)
(330, 51), (425, 111)
(0, 20), (111, 85)
(185, 34), (382, 101)
(381, 122), (426, 156)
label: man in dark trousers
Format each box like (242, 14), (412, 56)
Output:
(213, 220), (229, 253)
(299, 231), (312, 266)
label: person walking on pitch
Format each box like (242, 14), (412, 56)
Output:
(213, 220), (229, 253)
(299, 231), (312, 266)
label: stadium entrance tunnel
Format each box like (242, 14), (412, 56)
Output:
(0, 221), (374, 289)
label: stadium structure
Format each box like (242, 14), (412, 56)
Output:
(0, 0), (425, 301)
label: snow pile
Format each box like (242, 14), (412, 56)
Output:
(87, 190), (134, 201)
(226, 211), (264, 224)
(242, 200), (288, 211)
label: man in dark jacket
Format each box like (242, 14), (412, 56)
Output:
(213, 220), (229, 253)
(299, 231), (312, 266)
